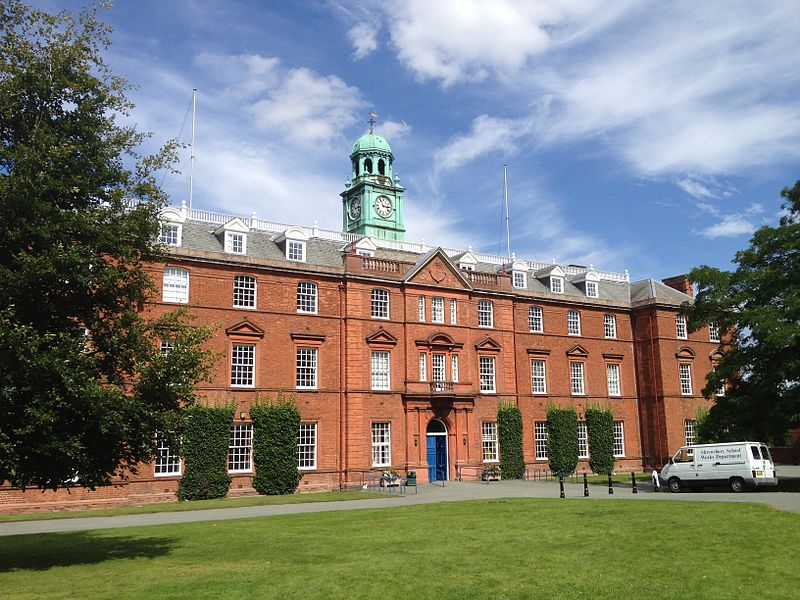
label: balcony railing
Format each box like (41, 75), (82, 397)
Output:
(429, 381), (454, 393)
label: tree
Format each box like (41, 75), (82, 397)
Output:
(585, 405), (614, 475)
(497, 401), (524, 479)
(686, 180), (800, 444)
(546, 405), (579, 476)
(0, 1), (214, 491)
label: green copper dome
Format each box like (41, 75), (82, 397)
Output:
(351, 133), (392, 156)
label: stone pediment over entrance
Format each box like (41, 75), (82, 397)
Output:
(225, 319), (265, 338)
(402, 248), (472, 290)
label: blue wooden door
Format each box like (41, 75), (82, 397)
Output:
(426, 435), (437, 481)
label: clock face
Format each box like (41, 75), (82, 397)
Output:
(374, 195), (393, 218)
(349, 197), (361, 220)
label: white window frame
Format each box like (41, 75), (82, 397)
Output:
(432, 352), (446, 383)
(225, 231), (246, 255)
(154, 432), (181, 476)
(535, 421), (548, 460)
(160, 339), (173, 355)
(570, 361), (585, 395)
(676, 315), (688, 339)
(604, 314), (617, 339)
(586, 281), (598, 298)
(479, 356), (496, 393)
(162, 267), (189, 304)
(512, 271), (527, 289)
(296, 281), (318, 314)
(298, 422), (317, 470)
(371, 350), (390, 390)
(709, 321), (720, 342)
(233, 274), (257, 309)
(450, 299), (457, 324)
(531, 359), (547, 394)
(606, 363), (621, 396)
(230, 343), (255, 388)
(419, 352), (427, 382)
(550, 277), (564, 294)
(287, 240), (306, 262)
(482, 421), (499, 463)
(296, 347), (318, 389)
(418, 296), (425, 322)
(371, 288), (389, 319)
(567, 310), (581, 336)
(451, 354), (459, 383)
(529, 306), (543, 333)
(478, 299), (493, 328)
(431, 297), (444, 323)
(227, 424), (253, 473)
(613, 421), (625, 457)
(371, 422), (391, 467)
(577, 421), (589, 459)
(679, 363), (693, 395)
(684, 419), (696, 446)
(159, 222), (182, 246)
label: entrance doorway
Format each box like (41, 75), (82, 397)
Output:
(426, 419), (448, 481)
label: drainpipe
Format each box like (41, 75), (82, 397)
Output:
(338, 281), (347, 490)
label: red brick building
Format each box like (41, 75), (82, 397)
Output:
(0, 131), (723, 513)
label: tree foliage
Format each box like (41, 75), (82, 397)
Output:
(177, 404), (234, 501)
(686, 181), (800, 443)
(0, 1), (213, 490)
(585, 404), (614, 475)
(497, 401), (524, 479)
(251, 393), (302, 495)
(546, 404), (579, 476)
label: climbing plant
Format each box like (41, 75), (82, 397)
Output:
(546, 404), (579, 476)
(251, 392), (302, 495)
(586, 404), (615, 475)
(497, 401), (524, 479)
(177, 403), (234, 500)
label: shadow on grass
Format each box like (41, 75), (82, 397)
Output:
(0, 532), (176, 572)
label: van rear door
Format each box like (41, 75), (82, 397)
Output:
(756, 445), (775, 480)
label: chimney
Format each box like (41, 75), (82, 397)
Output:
(662, 275), (693, 297)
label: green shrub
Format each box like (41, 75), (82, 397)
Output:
(586, 404), (615, 475)
(251, 392), (302, 495)
(177, 404), (234, 500)
(497, 401), (524, 479)
(546, 404), (578, 476)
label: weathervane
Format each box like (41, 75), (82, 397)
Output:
(368, 112), (378, 134)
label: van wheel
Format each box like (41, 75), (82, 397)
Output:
(668, 477), (682, 493)
(729, 477), (746, 493)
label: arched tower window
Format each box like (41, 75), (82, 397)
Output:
(353, 159), (359, 177)
(364, 158), (373, 174)
(378, 159), (385, 175)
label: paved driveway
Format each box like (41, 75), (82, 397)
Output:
(2, 466), (798, 537)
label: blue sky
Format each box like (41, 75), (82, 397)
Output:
(37, 1), (800, 279)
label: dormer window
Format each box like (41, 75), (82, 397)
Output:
(351, 236), (376, 257)
(458, 250), (478, 272)
(159, 222), (181, 246)
(226, 231), (246, 254)
(550, 277), (564, 294)
(586, 281), (598, 298)
(461, 263), (475, 271)
(356, 248), (374, 257)
(513, 271), (527, 289)
(287, 240), (305, 261)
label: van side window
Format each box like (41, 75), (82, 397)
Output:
(750, 445), (761, 460)
(760, 446), (771, 461)
(674, 448), (694, 463)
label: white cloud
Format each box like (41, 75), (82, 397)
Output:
(387, 0), (601, 86)
(348, 21), (378, 59)
(435, 115), (528, 172)
(250, 68), (366, 149)
(745, 203), (765, 215)
(695, 202), (720, 217)
(697, 214), (754, 239)
(378, 119), (411, 142)
(194, 53), (280, 101)
(676, 177), (717, 200)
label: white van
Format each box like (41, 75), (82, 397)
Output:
(660, 441), (778, 493)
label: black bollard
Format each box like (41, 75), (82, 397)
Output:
(583, 473), (589, 497)
(631, 471), (638, 494)
(608, 473), (614, 494)
(559, 474), (565, 499)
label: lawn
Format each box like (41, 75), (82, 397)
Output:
(0, 490), (387, 523)
(1, 499), (798, 599)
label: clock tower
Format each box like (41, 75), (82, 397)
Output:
(341, 121), (405, 241)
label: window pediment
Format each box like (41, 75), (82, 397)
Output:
(676, 347), (695, 360)
(290, 332), (326, 344)
(416, 332), (464, 351)
(527, 347), (551, 356)
(225, 319), (264, 339)
(366, 328), (398, 347)
(566, 344), (589, 358)
(475, 336), (501, 352)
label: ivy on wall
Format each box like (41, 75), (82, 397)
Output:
(586, 404), (615, 475)
(251, 392), (302, 495)
(497, 401), (524, 479)
(177, 404), (234, 500)
(546, 404), (579, 476)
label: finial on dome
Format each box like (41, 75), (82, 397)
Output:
(368, 112), (378, 134)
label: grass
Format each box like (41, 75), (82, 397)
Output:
(0, 490), (388, 523)
(1, 498), (798, 599)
